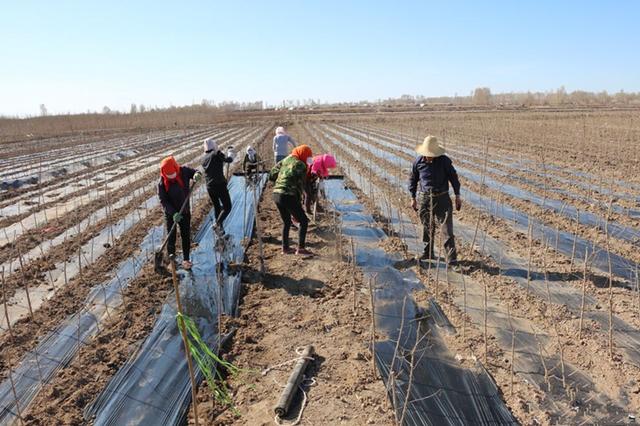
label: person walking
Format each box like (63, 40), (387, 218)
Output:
(408, 135), (462, 267)
(158, 156), (201, 270)
(202, 138), (234, 233)
(270, 144), (313, 255)
(272, 126), (296, 164)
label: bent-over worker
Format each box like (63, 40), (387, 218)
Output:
(270, 145), (313, 256)
(202, 138), (234, 233)
(158, 156), (201, 270)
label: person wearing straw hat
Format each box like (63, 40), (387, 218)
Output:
(409, 135), (462, 267)
(273, 126), (297, 165)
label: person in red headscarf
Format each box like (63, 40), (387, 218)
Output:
(158, 156), (202, 270)
(269, 144), (313, 256)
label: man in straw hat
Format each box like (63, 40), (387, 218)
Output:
(409, 135), (462, 267)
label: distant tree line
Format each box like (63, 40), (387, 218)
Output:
(382, 87), (640, 107)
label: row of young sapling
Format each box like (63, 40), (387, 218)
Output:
(0, 128), (271, 425)
(308, 121), (639, 419)
(0, 127), (268, 331)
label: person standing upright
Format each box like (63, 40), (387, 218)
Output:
(202, 138), (234, 233)
(272, 126), (296, 164)
(408, 135), (462, 267)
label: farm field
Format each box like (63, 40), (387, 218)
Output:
(1, 109), (639, 425)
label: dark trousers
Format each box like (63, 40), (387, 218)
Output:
(166, 213), (191, 261)
(304, 177), (318, 213)
(418, 192), (457, 262)
(273, 193), (308, 248)
(207, 183), (232, 227)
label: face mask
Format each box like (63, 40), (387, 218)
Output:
(306, 158), (313, 166)
(166, 172), (177, 179)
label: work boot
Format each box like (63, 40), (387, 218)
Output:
(296, 248), (314, 256)
(282, 246), (295, 254)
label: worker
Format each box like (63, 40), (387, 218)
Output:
(202, 138), (234, 233)
(408, 135), (462, 267)
(270, 145), (313, 256)
(305, 153), (337, 213)
(158, 156), (202, 270)
(272, 126), (296, 164)
(243, 145), (261, 180)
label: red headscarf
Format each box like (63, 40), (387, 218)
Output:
(291, 145), (312, 165)
(160, 156), (184, 192)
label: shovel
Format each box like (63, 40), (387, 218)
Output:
(154, 182), (199, 275)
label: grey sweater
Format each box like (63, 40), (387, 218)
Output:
(272, 134), (296, 156)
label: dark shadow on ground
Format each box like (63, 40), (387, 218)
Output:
(241, 266), (324, 297)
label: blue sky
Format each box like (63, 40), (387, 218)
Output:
(1, 0), (638, 116)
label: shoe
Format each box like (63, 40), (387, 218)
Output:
(296, 248), (314, 256)
(448, 260), (461, 272)
(419, 251), (435, 261)
(214, 225), (225, 236)
(282, 247), (295, 254)
(182, 260), (193, 270)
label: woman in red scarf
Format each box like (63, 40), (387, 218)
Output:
(158, 156), (201, 269)
(269, 145), (314, 255)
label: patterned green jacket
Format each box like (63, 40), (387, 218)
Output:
(269, 155), (307, 198)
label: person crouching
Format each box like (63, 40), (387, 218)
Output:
(158, 156), (202, 270)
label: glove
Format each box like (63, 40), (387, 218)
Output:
(455, 195), (462, 211)
(173, 212), (183, 223)
(193, 172), (202, 183)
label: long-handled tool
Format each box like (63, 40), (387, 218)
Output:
(154, 182), (199, 275)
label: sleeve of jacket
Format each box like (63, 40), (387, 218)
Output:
(158, 181), (177, 216)
(269, 161), (282, 182)
(408, 159), (419, 198)
(288, 136), (297, 148)
(272, 136), (277, 152)
(202, 154), (213, 176)
(446, 157), (461, 195)
(182, 166), (196, 181)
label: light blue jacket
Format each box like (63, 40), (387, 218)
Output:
(272, 134), (296, 156)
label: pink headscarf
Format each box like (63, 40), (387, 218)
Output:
(310, 154), (337, 178)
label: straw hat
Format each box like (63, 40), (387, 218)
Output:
(415, 135), (445, 157)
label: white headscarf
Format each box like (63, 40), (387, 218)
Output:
(246, 146), (257, 162)
(275, 126), (286, 135)
(203, 138), (217, 153)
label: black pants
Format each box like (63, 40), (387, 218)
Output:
(166, 213), (191, 261)
(273, 193), (308, 249)
(418, 193), (457, 262)
(207, 183), (232, 227)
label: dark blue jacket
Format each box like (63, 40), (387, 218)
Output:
(408, 155), (461, 198)
(158, 166), (196, 216)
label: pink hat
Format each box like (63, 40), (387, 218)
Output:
(310, 154), (337, 178)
